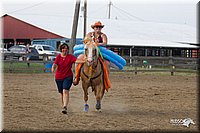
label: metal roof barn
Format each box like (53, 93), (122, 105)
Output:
(1, 14), (65, 48)
(2, 14), (65, 39)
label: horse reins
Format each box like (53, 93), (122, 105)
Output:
(82, 59), (103, 85)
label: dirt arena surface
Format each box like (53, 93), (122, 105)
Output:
(3, 72), (199, 132)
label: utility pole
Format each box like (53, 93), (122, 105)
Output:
(70, 0), (81, 54)
(83, 0), (87, 38)
(108, 0), (112, 19)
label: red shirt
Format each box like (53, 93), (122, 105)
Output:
(54, 54), (77, 80)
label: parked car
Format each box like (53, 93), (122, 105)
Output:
(0, 47), (11, 60)
(6, 45), (40, 60)
(32, 44), (60, 61)
(0, 47), (9, 53)
(24, 47), (40, 60)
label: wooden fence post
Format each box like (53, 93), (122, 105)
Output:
(169, 56), (175, 76)
(134, 56), (138, 75)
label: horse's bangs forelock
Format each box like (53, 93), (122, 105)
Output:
(84, 43), (99, 57)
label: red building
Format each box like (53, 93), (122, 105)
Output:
(1, 14), (65, 48)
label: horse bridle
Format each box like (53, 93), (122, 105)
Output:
(81, 58), (103, 85)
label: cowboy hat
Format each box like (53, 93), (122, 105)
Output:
(91, 21), (104, 29)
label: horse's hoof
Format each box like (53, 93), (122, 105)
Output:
(96, 103), (101, 110)
(84, 104), (89, 112)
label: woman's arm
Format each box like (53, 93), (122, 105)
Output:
(75, 58), (86, 64)
(51, 63), (58, 73)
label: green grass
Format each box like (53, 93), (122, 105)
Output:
(2, 61), (198, 76)
(3, 62), (48, 73)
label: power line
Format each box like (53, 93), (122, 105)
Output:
(8, 1), (46, 14)
(112, 4), (145, 21)
(112, 5), (134, 21)
(12, 12), (73, 18)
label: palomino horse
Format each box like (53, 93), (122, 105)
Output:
(80, 41), (105, 112)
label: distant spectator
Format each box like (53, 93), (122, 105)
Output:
(25, 43), (32, 67)
(25, 44), (31, 54)
(143, 60), (148, 68)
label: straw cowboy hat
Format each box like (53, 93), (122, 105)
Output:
(91, 21), (104, 29)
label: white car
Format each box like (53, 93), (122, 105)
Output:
(0, 47), (11, 60)
(32, 44), (60, 61)
(0, 47), (10, 53)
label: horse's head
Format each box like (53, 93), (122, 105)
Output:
(83, 37), (99, 66)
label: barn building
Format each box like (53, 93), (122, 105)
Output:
(1, 14), (68, 49)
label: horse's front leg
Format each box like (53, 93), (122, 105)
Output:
(94, 85), (104, 111)
(82, 83), (89, 112)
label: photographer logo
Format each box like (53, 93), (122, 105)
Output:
(170, 118), (195, 127)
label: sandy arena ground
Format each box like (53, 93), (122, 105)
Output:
(3, 72), (199, 132)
